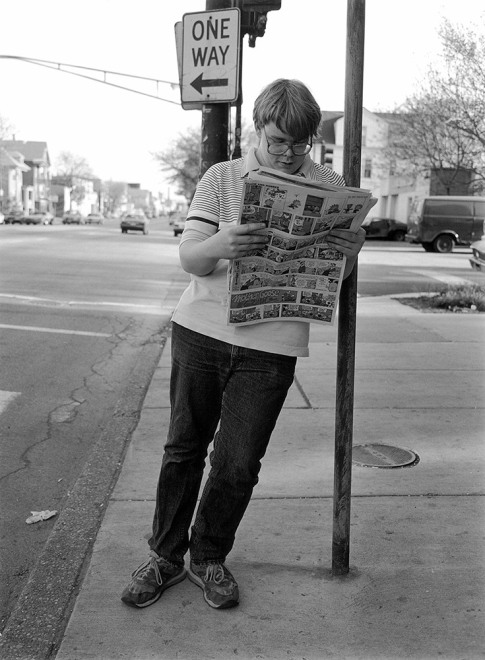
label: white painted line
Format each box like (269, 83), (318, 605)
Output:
(410, 270), (476, 287)
(0, 390), (20, 413)
(0, 324), (112, 337)
(0, 293), (176, 313)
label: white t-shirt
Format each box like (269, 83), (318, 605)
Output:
(171, 148), (345, 357)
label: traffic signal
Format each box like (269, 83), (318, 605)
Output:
(236, 0), (282, 47)
(239, 0), (281, 10)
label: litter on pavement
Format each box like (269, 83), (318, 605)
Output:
(25, 510), (58, 524)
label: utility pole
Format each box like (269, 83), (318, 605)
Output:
(200, 0), (232, 177)
(200, 0), (281, 170)
(332, 0), (366, 576)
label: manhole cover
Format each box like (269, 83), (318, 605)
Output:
(352, 443), (419, 468)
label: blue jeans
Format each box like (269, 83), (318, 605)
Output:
(149, 322), (296, 566)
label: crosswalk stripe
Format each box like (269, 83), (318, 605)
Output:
(0, 324), (112, 337)
(410, 270), (476, 287)
(0, 390), (19, 414)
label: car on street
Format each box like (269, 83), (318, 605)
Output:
(469, 238), (485, 271)
(85, 213), (104, 225)
(4, 211), (26, 224)
(0, 211), (4, 224)
(406, 196), (485, 252)
(63, 211), (85, 225)
(22, 211), (55, 225)
(362, 217), (407, 241)
(120, 213), (149, 235)
(172, 215), (186, 237)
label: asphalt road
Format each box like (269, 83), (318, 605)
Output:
(0, 221), (482, 633)
(0, 217), (189, 631)
(357, 239), (483, 296)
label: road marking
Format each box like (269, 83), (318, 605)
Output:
(0, 390), (20, 414)
(0, 293), (179, 314)
(0, 324), (112, 337)
(410, 270), (476, 287)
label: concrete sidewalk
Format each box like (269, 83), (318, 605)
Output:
(55, 296), (484, 660)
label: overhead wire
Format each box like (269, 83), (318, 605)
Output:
(0, 55), (181, 105)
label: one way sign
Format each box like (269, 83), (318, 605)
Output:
(181, 8), (240, 105)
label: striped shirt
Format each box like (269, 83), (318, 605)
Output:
(171, 147), (345, 357)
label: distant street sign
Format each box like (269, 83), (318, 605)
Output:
(181, 8), (240, 105)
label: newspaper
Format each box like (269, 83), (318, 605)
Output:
(227, 167), (377, 326)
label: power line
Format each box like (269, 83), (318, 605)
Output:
(0, 55), (181, 105)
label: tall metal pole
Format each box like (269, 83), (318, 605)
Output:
(231, 33), (244, 160)
(332, 0), (366, 576)
(200, 0), (232, 176)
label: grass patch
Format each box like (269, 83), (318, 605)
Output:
(396, 283), (485, 313)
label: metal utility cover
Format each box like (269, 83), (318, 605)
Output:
(352, 443), (418, 468)
(181, 8), (240, 105)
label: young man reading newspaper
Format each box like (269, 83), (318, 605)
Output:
(121, 79), (366, 610)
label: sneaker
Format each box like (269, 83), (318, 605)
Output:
(121, 550), (186, 608)
(188, 561), (239, 609)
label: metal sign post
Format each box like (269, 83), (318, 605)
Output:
(332, 0), (366, 576)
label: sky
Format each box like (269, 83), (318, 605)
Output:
(1, 0), (483, 197)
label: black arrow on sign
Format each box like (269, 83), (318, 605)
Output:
(191, 73), (229, 95)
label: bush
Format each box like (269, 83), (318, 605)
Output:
(398, 284), (485, 313)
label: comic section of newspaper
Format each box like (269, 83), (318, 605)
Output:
(227, 168), (376, 326)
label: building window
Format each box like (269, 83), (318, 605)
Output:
(363, 158), (372, 179)
(381, 196), (388, 216)
(324, 147), (334, 170)
(390, 194), (398, 217)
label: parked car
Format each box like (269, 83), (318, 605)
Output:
(0, 211), (4, 224)
(469, 238), (485, 271)
(4, 211), (25, 224)
(172, 215), (186, 237)
(85, 213), (104, 225)
(406, 196), (485, 253)
(120, 213), (149, 235)
(63, 211), (85, 225)
(22, 211), (55, 225)
(362, 217), (407, 241)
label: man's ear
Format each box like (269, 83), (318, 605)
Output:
(254, 124), (261, 138)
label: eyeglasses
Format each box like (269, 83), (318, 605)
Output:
(264, 129), (312, 156)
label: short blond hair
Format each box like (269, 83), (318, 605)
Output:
(252, 79), (321, 140)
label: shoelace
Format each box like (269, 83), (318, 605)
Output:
(133, 551), (164, 586)
(204, 563), (225, 584)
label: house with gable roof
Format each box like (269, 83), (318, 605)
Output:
(0, 146), (30, 213)
(0, 139), (53, 214)
(313, 108), (474, 224)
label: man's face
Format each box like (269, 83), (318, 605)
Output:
(255, 122), (310, 174)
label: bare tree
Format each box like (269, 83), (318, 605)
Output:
(152, 127), (201, 203)
(152, 120), (257, 203)
(386, 17), (485, 193)
(103, 180), (126, 215)
(54, 151), (96, 206)
(436, 19), (485, 150)
(55, 151), (94, 178)
(0, 115), (15, 140)
(388, 91), (481, 191)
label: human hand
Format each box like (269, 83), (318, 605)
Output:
(326, 227), (366, 259)
(211, 222), (269, 260)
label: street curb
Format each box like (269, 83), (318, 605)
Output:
(0, 328), (170, 660)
